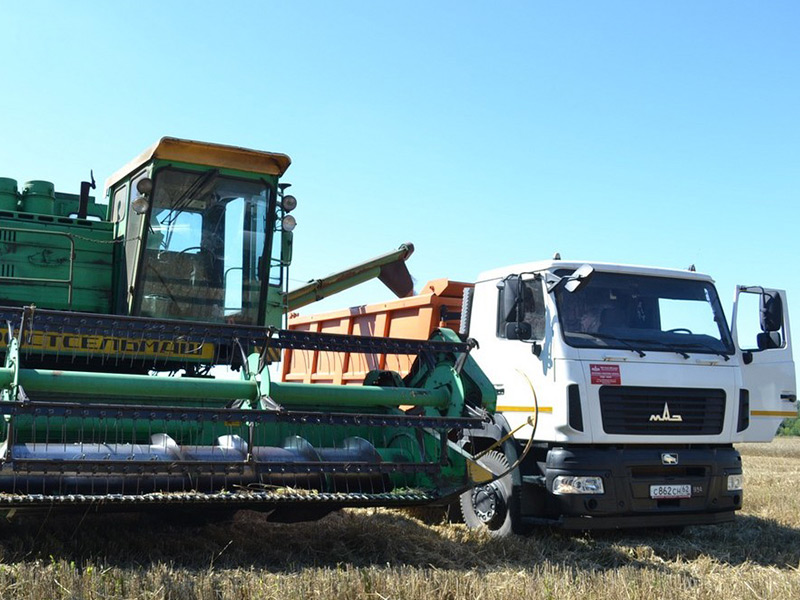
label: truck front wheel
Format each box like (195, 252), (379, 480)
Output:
(459, 451), (515, 537)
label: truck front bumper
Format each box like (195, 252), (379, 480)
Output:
(521, 446), (742, 530)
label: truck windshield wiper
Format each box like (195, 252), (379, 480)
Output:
(582, 332), (647, 357)
(674, 341), (731, 361)
(636, 338), (690, 359)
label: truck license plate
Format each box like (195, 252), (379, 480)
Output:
(649, 484), (691, 499)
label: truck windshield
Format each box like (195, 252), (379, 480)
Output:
(554, 270), (735, 356)
(137, 168), (274, 325)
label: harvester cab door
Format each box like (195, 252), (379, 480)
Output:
(124, 171), (152, 315)
(732, 286), (797, 441)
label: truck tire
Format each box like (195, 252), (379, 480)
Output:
(459, 451), (515, 537)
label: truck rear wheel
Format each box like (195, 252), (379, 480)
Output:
(459, 451), (515, 537)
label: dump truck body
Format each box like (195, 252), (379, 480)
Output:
(283, 279), (469, 385)
(286, 262), (796, 531)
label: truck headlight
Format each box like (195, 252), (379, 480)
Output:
(552, 475), (604, 495)
(727, 474), (743, 491)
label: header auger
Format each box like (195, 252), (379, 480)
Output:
(0, 138), (496, 518)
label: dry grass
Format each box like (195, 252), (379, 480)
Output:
(1, 440), (800, 599)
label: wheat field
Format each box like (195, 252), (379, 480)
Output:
(1, 438), (799, 600)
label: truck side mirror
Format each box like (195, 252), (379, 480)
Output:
(546, 264), (595, 293)
(757, 331), (782, 350)
(498, 276), (533, 340)
(499, 277), (521, 323)
(564, 264), (595, 293)
(505, 322), (532, 340)
(761, 292), (783, 332)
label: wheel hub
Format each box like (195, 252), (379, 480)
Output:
(471, 483), (500, 523)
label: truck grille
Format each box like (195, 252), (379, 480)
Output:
(599, 386), (726, 435)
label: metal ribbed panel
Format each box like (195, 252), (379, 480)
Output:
(0, 490), (440, 509)
(599, 386), (725, 435)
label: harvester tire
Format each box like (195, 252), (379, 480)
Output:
(459, 450), (514, 537)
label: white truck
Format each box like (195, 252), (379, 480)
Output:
(285, 259), (797, 533)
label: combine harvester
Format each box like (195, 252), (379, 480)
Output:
(285, 266), (796, 534)
(0, 138), (496, 519)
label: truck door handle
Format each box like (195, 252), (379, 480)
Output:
(781, 393), (797, 402)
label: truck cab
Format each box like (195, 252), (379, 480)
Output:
(467, 260), (796, 529)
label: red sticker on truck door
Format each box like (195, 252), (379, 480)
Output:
(590, 364), (621, 385)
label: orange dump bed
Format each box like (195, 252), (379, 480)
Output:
(282, 279), (472, 385)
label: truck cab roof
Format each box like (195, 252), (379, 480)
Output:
(476, 260), (715, 285)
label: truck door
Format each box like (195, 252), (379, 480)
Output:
(491, 274), (552, 436)
(732, 286), (797, 441)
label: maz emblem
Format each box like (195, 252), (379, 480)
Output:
(661, 453), (679, 465)
(650, 403), (683, 422)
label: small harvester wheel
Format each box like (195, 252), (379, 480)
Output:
(459, 450), (514, 537)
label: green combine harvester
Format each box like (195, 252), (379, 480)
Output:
(0, 138), (495, 518)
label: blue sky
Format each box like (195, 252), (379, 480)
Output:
(1, 1), (798, 335)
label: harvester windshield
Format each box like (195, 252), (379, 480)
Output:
(137, 168), (275, 325)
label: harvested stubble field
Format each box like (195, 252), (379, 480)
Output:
(1, 439), (800, 600)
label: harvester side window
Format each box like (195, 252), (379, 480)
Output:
(111, 185), (127, 223)
(269, 225), (282, 286)
(124, 184), (147, 312)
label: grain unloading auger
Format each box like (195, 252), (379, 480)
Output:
(0, 138), (496, 517)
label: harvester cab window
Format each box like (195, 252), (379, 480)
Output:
(221, 195), (267, 316)
(111, 185), (127, 223)
(136, 168), (273, 325)
(154, 209), (201, 251)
